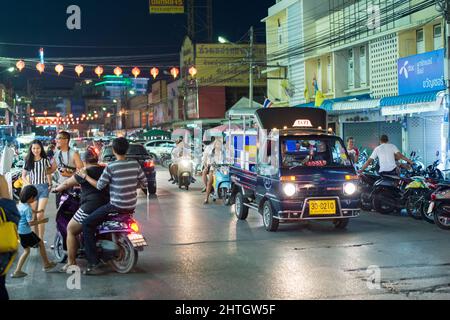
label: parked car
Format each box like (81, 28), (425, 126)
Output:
(100, 144), (157, 195)
(144, 140), (176, 160)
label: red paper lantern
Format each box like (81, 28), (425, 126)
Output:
(150, 67), (159, 80)
(55, 64), (64, 76)
(114, 67), (123, 77)
(170, 67), (179, 79)
(16, 60), (25, 72)
(132, 67), (141, 78)
(36, 63), (45, 74)
(95, 66), (104, 78)
(75, 65), (84, 77)
(189, 66), (197, 77)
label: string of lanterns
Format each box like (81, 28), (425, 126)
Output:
(15, 60), (190, 80)
(31, 109), (105, 126)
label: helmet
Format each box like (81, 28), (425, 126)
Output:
(82, 146), (99, 164)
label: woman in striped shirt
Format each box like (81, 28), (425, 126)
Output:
(22, 140), (52, 241)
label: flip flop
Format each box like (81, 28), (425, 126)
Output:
(11, 271), (28, 278)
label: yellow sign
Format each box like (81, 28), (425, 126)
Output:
(195, 43), (266, 87)
(150, 0), (184, 14)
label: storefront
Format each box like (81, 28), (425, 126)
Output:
(380, 91), (446, 167)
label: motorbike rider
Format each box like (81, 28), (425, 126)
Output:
(50, 131), (83, 208)
(201, 137), (215, 193)
(359, 134), (414, 176)
(51, 147), (109, 272)
(169, 137), (184, 184)
(204, 137), (225, 204)
(77, 137), (147, 275)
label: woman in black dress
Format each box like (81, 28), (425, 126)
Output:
(52, 147), (109, 271)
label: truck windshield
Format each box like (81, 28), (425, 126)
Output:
(281, 136), (352, 168)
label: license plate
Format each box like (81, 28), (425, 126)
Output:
(309, 200), (337, 215)
(427, 202), (435, 214)
(127, 234), (148, 248)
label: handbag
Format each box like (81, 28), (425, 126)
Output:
(0, 206), (19, 253)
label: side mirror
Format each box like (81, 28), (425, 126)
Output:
(436, 151), (440, 157)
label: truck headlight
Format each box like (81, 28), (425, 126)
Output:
(283, 183), (296, 197)
(343, 182), (357, 195)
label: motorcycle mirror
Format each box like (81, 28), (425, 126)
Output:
(436, 151), (440, 157)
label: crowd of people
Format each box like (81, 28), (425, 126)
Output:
(0, 131), (147, 300)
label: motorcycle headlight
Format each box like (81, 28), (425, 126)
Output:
(343, 182), (357, 195)
(283, 183), (297, 197)
(180, 160), (190, 167)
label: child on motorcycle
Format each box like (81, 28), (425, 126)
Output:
(77, 137), (147, 275)
(52, 147), (109, 272)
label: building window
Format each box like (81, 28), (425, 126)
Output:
(348, 49), (354, 88)
(327, 56), (332, 93)
(434, 24), (443, 50)
(278, 18), (283, 45)
(317, 59), (322, 92)
(360, 46), (367, 86)
(416, 29), (424, 54)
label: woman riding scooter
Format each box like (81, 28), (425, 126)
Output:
(52, 147), (109, 271)
(169, 138), (184, 185)
(204, 137), (225, 204)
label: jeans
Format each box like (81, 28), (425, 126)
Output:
(82, 203), (131, 266)
(35, 183), (49, 201)
(0, 275), (8, 301)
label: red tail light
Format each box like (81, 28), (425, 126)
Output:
(143, 160), (154, 168)
(130, 222), (140, 233)
(431, 194), (437, 201)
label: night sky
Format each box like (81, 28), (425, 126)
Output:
(0, 0), (273, 88)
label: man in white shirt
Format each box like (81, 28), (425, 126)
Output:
(359, 135), (413, 175)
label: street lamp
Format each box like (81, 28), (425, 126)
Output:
(218, 36), (229, 44)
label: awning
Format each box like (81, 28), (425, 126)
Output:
(380, 91), (445, 116)
(331, 99), (381, 114)
(380, 91), (441, 107)
(226, 97), (262, 118)
(144, 129), (171, 138)
(294, 94), (371, 111)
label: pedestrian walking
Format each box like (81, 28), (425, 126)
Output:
(21, 140), (52, 241)
(11, 185), (56, 279)
(0, 174), (20, 300)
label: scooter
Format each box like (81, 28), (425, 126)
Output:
(53, 191), (148, 274)
(177, 157), (193, 190)
(211, 164), (231, 206)
(427, 184), (450, 230)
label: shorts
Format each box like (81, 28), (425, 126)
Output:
(72, 201), (103, 224)
(35, 183), (50, 200)
(19, 232), (41, 249)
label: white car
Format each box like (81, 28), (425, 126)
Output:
(145, 140), (176, 160)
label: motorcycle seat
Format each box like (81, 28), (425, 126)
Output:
(380, 174), (401, 180)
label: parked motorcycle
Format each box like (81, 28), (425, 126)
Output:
(159, 153), (172, 168)
(210, 164), (231, 206)
(427, 185), (450, 230)
(177, 157), (193, 190)
(53, 191), (148, 274)
(359, 171), (379, 211)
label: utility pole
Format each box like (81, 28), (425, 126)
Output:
(437, 0), (450, 165)
(249, 26), (254, 109)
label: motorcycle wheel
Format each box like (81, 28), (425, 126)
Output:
(53, 232), (68, 263)
(360, 193), (372, 211)
(406, 194), (423, 220)
(372, 191), (395, 214)
(110, 234), (138, 274)
(421, 204), (436, 224)
(434, 204), (450, 230)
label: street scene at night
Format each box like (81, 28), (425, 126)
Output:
(1, 0), (450, 308)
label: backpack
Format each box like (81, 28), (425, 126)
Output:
(0, 207), (19, 276)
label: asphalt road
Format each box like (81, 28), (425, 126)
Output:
(6, 167), (450, 300)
